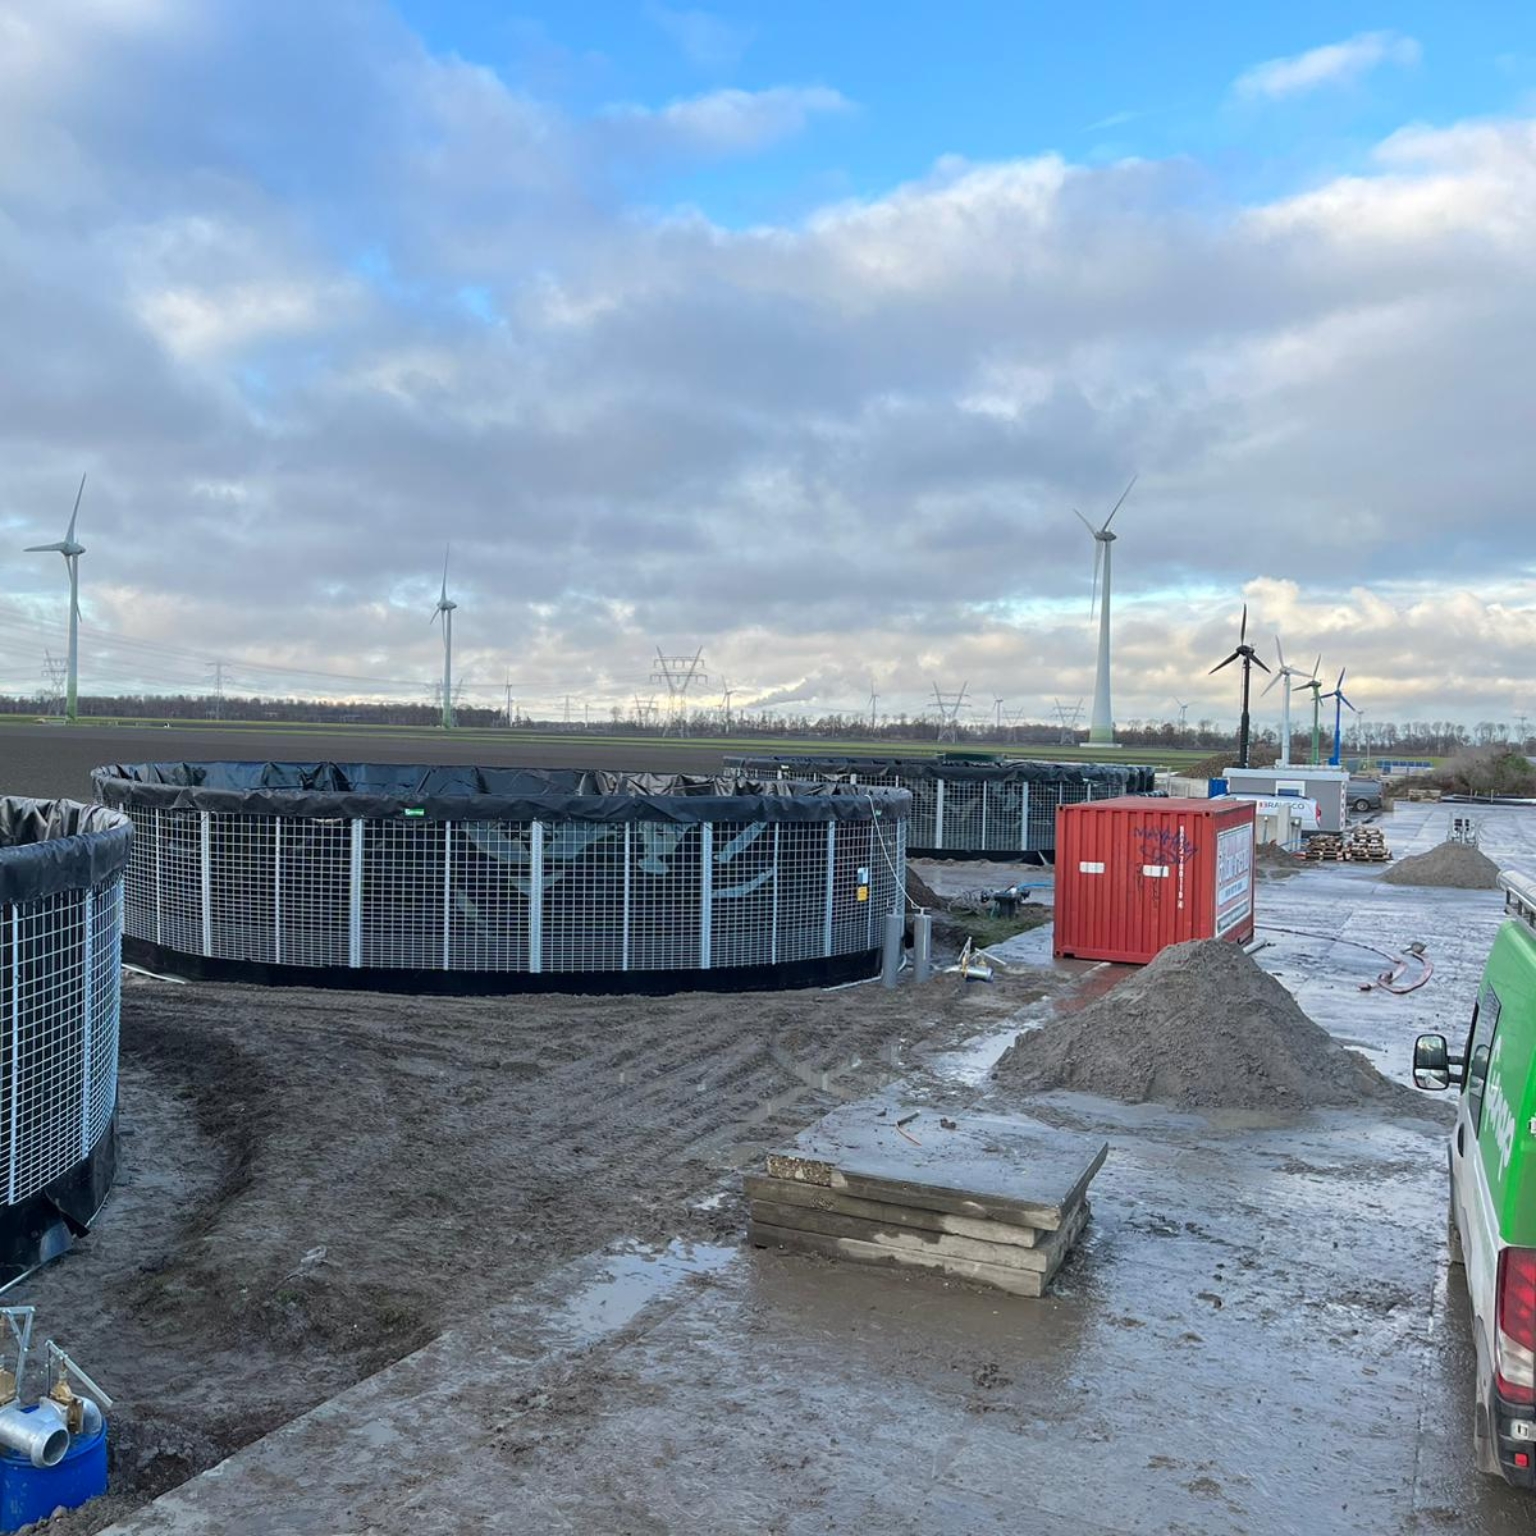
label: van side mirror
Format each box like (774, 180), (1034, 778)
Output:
(1413, 1033), (1453, 1091)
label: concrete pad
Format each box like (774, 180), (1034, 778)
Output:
(766, 1099), (1107, 1230)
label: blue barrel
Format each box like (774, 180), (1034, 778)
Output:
(0, 1420), (107, 1532)
(1208, 778), (1228, 797)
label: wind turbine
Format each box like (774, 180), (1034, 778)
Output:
(1173, 699), (1190, 732)
(430, 546), (457, 729)
(1261, 635), (1307, 767)
(1208, 603), (1270, 769)
(24, 474), (87, 723)
(1295, 657), (1325, 766)
(1073, 474), (1137, 745)
(1321, 667), (1359, 767)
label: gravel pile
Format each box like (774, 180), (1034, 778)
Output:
(992, 939), (1425, 1113)
(1381, 840), (1500, 890)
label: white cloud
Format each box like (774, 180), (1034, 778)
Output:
(647, 6), (753, 72)
(1234, 31), (1421, 101)
(603, 85), (851, 156)
(1, 7), (1534, 726)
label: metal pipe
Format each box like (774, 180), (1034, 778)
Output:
(880, 913), (903, 988)
(0, 1400), (69, 1468)
(912, 912), (933, 983)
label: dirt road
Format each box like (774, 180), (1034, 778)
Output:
(0, 722), (733, 802)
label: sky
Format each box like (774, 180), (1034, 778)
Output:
(2, 0), (1535, 729)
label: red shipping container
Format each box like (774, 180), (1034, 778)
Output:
(1053, 796), (1255, 964)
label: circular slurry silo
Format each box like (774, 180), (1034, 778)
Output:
(0, 799), (130, 1285)
(92, 763), (910, 994)
(726, 755), (1158, 860)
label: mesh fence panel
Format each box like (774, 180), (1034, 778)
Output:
(119, 808), (906, 979)
(734, 762), (1128, 853)
(0, 875), (121, 1205)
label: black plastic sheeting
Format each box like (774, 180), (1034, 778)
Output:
(726, 755), (1158, 792)
(92, 762), (912, 828)
(0, 797), (132, 905)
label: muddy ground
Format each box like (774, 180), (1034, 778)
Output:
(0, 721), (735, 803)
(18, 964), (1059, 1530)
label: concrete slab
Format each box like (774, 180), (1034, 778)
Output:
(742, 1171), (1045, 1246)
(766, 1098), (1108, 1229)
(748, 1197), (1087, 1293)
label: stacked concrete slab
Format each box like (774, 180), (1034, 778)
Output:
(747, 1101), (1107, 1298)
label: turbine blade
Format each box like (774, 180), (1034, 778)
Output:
(1336, 666), (1346, 689)
(24, 543), (67, 553)
(1072, 507), (1096, 536)
(1274, 633), (1286, 670)
(1101, 473), (1137, 532)
(1090, 540), (1103, 618)
(1311, 654), (1321, 679)
(1261, 671), (1282, 696)
(440, 545), (450, 603)
(1251, 655), (1271, 673)
(1210, 652), (1239, 675)
(1239, 602), (1248, 645)
(66, 473), (86, 543)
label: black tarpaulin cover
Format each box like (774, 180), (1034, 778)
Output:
(725, 755), (1158, 791)
(0, 797), (132, 904)
(92, 762), (912, 827)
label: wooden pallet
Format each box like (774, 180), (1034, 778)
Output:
(1304, 830), (1392, 862)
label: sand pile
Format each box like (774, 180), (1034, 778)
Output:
(905, 867), (948, 912)
(1382, 840), (1500, 890)
(992, 939), (1424, 1113)
(1253, 841), (1299, 867)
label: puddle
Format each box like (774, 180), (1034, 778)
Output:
(549, 1239), (737, 1347)
(927, 1001), (1055, 1084)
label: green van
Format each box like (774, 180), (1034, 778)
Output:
(1414, 870), (1536, 1485)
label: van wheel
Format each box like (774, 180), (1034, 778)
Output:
(1448, 1207), (1465, 1267)
(1353, 797), (1373, 812)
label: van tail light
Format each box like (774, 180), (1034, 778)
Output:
(1496, 1248), (1536, 1405)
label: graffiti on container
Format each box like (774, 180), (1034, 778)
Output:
(1134, 827), (1198, 867)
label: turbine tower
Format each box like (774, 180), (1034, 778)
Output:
(430, 546), (457, 729)
(1261, 635), (1308, 766)
(1208, 603), (1270, 769)
(25, 474), (87, 722)
(1074, 475), (1137, 746)
(1295, 657), (1325, 765)
(1321, 667), (1359, 768)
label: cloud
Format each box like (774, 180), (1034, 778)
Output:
(647, 6), (753, 72)
(0, 5), (1533, 728)
(1084, 110), (1137, 132)
(602, 85), (851, 157)
(1234, 31), (1421, 101)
